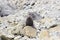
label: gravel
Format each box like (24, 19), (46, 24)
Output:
(0, 0), (60, 40)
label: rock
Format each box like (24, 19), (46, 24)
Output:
(10, 21), (18, 26)
(41, 37), (53, 40)
(11, 23), (23, 35)
(1, 35), (9, 40)
(0, 38), (1, 40)
(0, 26), (15, 39)
(1, 35), (14, 40)
(23, 26), (37, 37)
(40, 17), (52, 24)
(0, 0), (60, 40)
(39, 29), (49, 38)
(49, 25), (60, 39)
(40, 17), (54, 28)
(11, 27), (20, 35)
(14, 36), (21, 40)
(33, 21), (40, 29)
(38, 29), (51, 40)
(0, 17), (3, 22)
(40, 25), (60, 40)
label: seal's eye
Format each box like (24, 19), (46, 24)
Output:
(26, 17), (33, 26)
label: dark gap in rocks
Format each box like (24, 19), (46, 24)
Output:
(0, 7), (9, 17)
(28, 36), (31, 38)
(38, 29), (41, 31)
(0, 10), (9, 17)
(5, 26), (7, 28)
(0, 14), (9, 17)
(30, 7), (32, 9)
(42, 16), (45, 19)
(0, 15), (4, 17)
(45, 27), (47, 29)
(50, 24), (57, 28)
(24, 3), (30, 6)
(1, 35), (8, 40)
(31, 3), (35, 6)
(0, 22), (2, 24)
(1, 35), (14, 40)
(25, 39), (27, 40)
(7, 21), (12, 23)
(28, 36), (36, 38)
(19, 34), (24, 37)
(11, 38), (14, 40)
(26, 17), (34, 27)
(14, 33), (18, 35)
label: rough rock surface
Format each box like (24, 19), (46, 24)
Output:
(23, 26), (37, 37)
(0, 0), (60, 40)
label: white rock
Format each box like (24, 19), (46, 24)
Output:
(14, 36), (21, 40)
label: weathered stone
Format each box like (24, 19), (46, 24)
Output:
(49, 25), (60, 39)
(38, 29), (53, 40)
(1, 35), (8, 40)
(38, 29), (54, 40)
(14, 36), (21, 40)
(40, 17), (52, 24)
(1, 35), (14, 40)
(39, 29), (49, 39)
(11, 24), (23, 35)
(23, 26), (37, 37)
(41, 25), (60, 40)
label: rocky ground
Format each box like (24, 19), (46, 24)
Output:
(0, 0), (60, 40)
